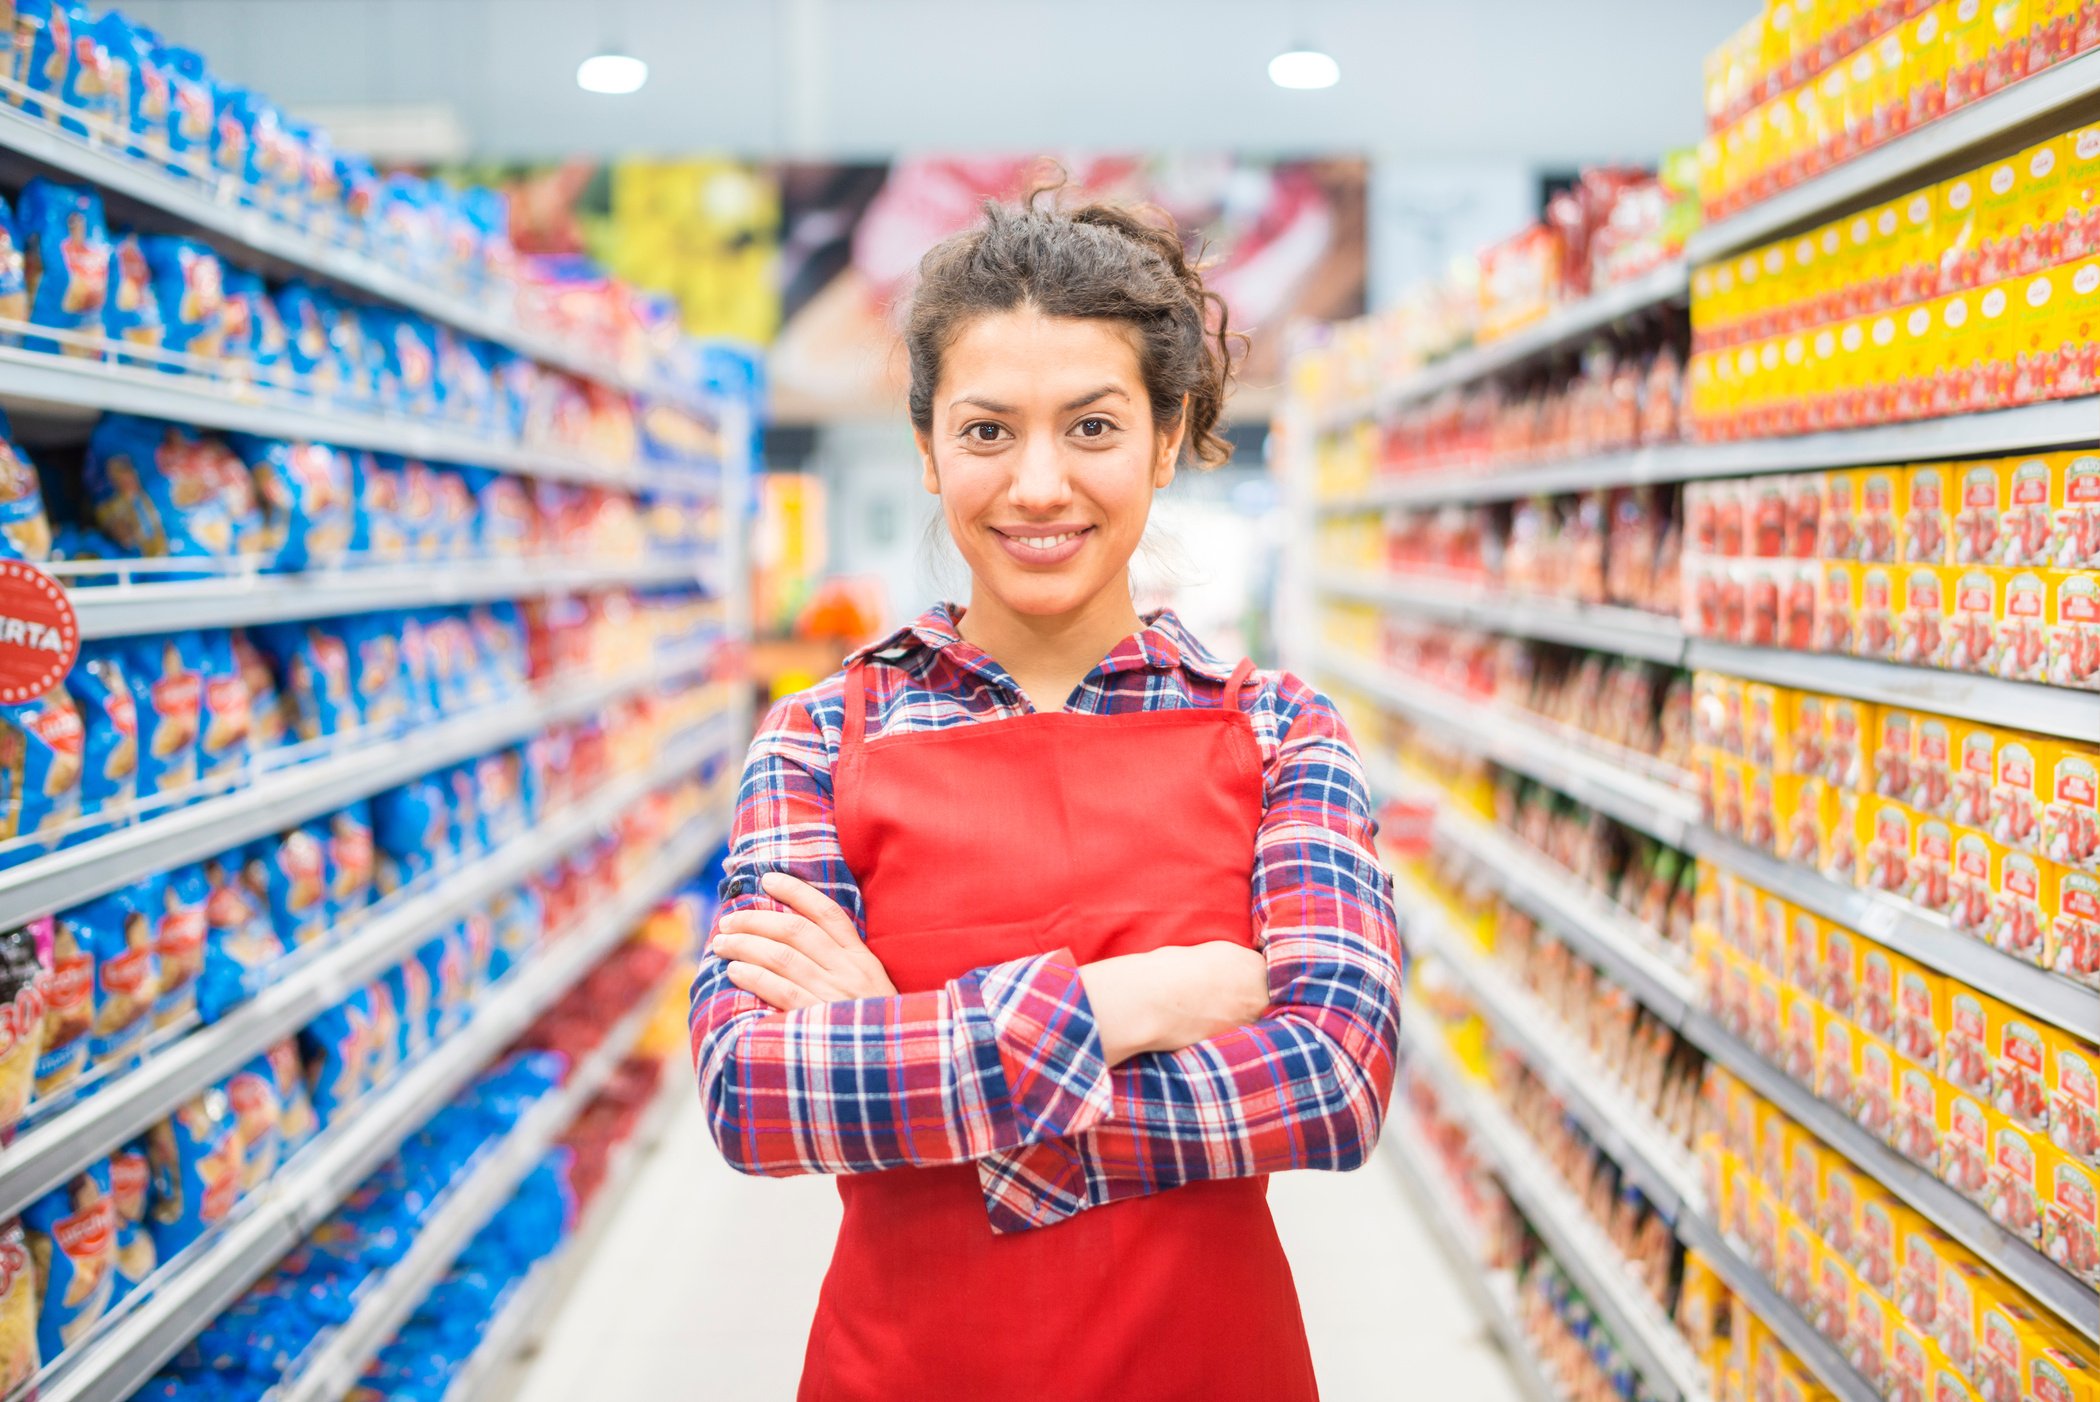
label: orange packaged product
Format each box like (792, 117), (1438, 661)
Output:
(1856, 1183), (1911, 1291)
(1953, 461), (2005, 564)
(1940, 1082), (1994, 1200)
(1890, 1310), (1939, 1402)
(1975, 1292), (2061, 1400)
(1863, 798), (1917, 895)
(2049, 1033), (2099, 1168)
(2041, 1140), (2099, 1285)
(1861, 937), (1901, 1044)
(2047, 569), (2100, 691)
(2029, 1348), (2100, 1402)
(1780, 1210), (1819, 1310)
(1781, 557), (1820, 649)
(1815, 1237), (1857, 1356)
(1934, 1254), (1999, 1381)
(1913, 813), (1958, 913)
(1951, 722), (1999, 829)
(1987, 994), (2051, 1132)
(1818, 557), (1860, 651)
(1903, 461), (1955, 562)
(1945, 983), (1995, 1098)
(1821, 914), (1863, 1019)
(1791, 690), (1831, 778)
(1858, 562), (1900, 659)
(1896, 565), (1951, 667)
(1896, 1221), (1965, 1331)
(1750, 961), (1786, 1064)
(1788, 469), (1828, 558)
(2054, 452), (2100, 569)
(1893, 953), (1947, 1067)
(2052, 864), (2100, 988)
(1831, 786), (1866, 884)
(1914, 712), (1957, 816)
(1745, 680), (1789, 770)
(1781, 772), (1837, 866)
(1946, 568), (1998, 672)
(1985, 1106), (2044, 1243)
(1895, 1057), (1949, 1165)
(1820, 1009), (1863, 1122)
(1990, 731), (2047, 852)
(1782, 981), (1821, 1085)
(1993, 570), (2051, 681)
(1858, 1030), (1901, 1143)
(1862, 464), (1904, 559)
(2025, 0), (2084, 78)
(1987, 845), (2052, 966)
(1873, 708), (1921, 803)
(1951, 828), (1996, 933)
(1851, 1270), (1894, 1393)
(2000, 455), (2062, 566)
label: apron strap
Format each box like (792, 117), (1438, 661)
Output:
(842, 662), (871, 750)
(1222, 658), (1256, 712)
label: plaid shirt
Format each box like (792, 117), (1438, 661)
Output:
(688, 603), (1403, 1233)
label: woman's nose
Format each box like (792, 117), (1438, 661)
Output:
(1007, 436), (1072, 510)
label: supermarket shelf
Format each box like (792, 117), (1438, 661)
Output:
(1318, 570), (1689, 665)
(1395, 868), (1705, 1221)
(1312, 397), (2100, 513)
(1674, 1211), (1880, 1402)
(1403, 1023), (1711, 1402)
(1320, 648), (1701, 846)
(1384, 1111), (1562, 1402)
(438, 1257), (563, 1402)
(1690, 49), (2100, 262)
(1316, 261), (1690, 430)
(0, 342), (709, 496)
(67, 554), (708, 640)
(1327, 645), (2100, 1037)
(0, 640), (719, 930)
(1686, 638), (2100, 745)
(0, 104), (696, 409)
(265, 983), (663, 1402)
(1675, 1009), (2100, 1344)
(1687, 830), (2098, 1039)
(0, 716), (732, 1223)
(26, 811), (727, 1402)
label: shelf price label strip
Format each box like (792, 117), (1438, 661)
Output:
(1317, 571), (1692, 667)
(0, 715), (733, 1225)
(1322, 646), (2100, 1036)
(19, 810), (727, 1402)
(0, 641), (719, 932)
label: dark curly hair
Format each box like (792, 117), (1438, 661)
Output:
(904, 186), (1243, 469)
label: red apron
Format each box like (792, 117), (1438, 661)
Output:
(798, 658), (1317, 1402)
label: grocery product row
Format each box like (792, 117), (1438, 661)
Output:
(0, 1), (701, 402)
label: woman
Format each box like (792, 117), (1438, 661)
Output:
(689, 193), (1403, 1402)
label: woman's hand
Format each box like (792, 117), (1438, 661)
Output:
(1080, 941), (1270, 1067)
(713, 871), (898, 1010)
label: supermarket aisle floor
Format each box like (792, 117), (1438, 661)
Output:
(508, 1096), (1524, 1401)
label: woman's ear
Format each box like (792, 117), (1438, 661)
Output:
(1153, 395), (1188, 489)
(915, 427), (941, 495)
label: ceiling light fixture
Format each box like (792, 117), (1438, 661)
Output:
(577, 52), (648, 95)
(1268, 48), (1339, 90)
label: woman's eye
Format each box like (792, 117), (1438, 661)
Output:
(965, 422), (1005, 443)
(1075, 417), (1114, 438)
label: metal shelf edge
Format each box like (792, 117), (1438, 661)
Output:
(1674, 1212), (1881, 1402)
(1315, 572), (1691, 666)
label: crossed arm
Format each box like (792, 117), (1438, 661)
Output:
(686, 685), (1404, 1232)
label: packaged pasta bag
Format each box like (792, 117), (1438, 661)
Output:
(187, 630), (249, 785)
(258, 1040), (315, 1155)
(105, 1141), (151, 1306)
(468, 602), (528, 697)
(141, 236), (225, 366)
(226, 435), (351, 571)
(394, 612), (439, 724)
(486, 885), (544, 981)
(252, 622), (356, 741)
(118, 633), (201, 797)
(95, 14), (169, 163)
(222, 1060), (280, 1195)
(299, 988), (374, 1126)
(464, 468), (535, 558)
(342, 449), (394, 560)
(18, 179), (109, 357)
(46, 525), (120, 589)
(34, 912), (93, 1099)
(53, 8), (112, 141)
(22, 1161), (114, 1359)
(274, 282), (340, 397)
(0, 925), (46, 1141)
(215, 266), (285, 382)
(371, 774), (447, 895)
(69, 890), (156, 1069)
(331, 615), (406, 734)
(0, 1218), (38, 1392)
(323, 802), (374, 921)
(418, 929), (472, 1041)
(442, 763), (487, 862)
(150, 867), (206, 1031)
(6, 0), (69, 119)
(85, 415), (232, 562)
(362, 977), (401, 1089)
(195, 849), (281, 1023)
(228, 631), (288, 754)
(385, 455), (438, 559)
(144, 1086), (239, 1257)
(244, 828), (328, 948)
(101, 231), (163, 353)
(0, 411), (53, 564)
(62, 641), (138, 845)
(369, 308), (439, 417)
(152, 42), (213, 176)
(0, 195), (29, 331)
(417, 464), (473, 562)
(0, 688), (84, 868)
(381, 954), (433, 1067)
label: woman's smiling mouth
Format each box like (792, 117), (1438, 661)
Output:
(992, 525), (1094, 565)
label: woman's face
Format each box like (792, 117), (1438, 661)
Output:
(918, 307), (1181, 621)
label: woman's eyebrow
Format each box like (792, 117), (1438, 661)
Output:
(1060, 386), (1127, 411)
(951, 395), (1017, 414)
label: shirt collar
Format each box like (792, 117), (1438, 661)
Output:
(845, 602), (1236, 685)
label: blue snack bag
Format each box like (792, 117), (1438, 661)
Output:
(86, 415), (260, 562)
(153, 43), (213, 174)
(362, 978), (400, 1089)
(49, 524), (122, 588)
(252, 623), (355, 741)
(425, 469), (474, 561)
(151, 867), (208, 1031)
(0, 688), (84, 866)
(55, 5), (111, 138)
(145, 1086), (240, 1257)
(333, 616), (406, 732)
(96, 14), (170, 160)
(370, 775), (446, 896)
(217, 266), (286, 378)
(196, 848), (282, 1022)
(189, 631), (250, 785)
(441, 765), (486, 862)
(323, 803), (374, 922)
(355, 452), (410, 560)
(260, 1039), (316, 1155)
(376, 311), (440, 417)
(63, 642), (139, 842)
(462, 469), (531, 557)
(34, 909), (95, 1097)
(395, 614), (439, 723)
(399, 463), (442, 561)
(19, 178), (110, 356)
(107, 1140), (154, 1305)
(68, 887), (158, 1067)
(141, 237), (225, 365)
(245, 828), (328, 948)
(0, 194), (29, 330)
(9, 0), (73, 120)
(102, 231), (164, 352)
(381, 956), (432, 1065)
(299, 989), (374, 1125)
(120, 633), (203, 797)
(207, 83), (252, 184)
(416, 933), (470, 1042)
(467, 603), (527, 696)
(485, 886), (543, 981)
(225, 436), (351, 571)
(229, 632), (287, 754)
(23, 1161), (116, 1358)
(223, 1059), (280, 1195)
(274, 283), (340, 396)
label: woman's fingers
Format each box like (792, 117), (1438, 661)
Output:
(760, 872), (862, 949)
(724, 959), (820, 1012)
(713, 933), (841, 1001)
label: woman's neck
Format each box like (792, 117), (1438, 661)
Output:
(956, 580), (1144, 713)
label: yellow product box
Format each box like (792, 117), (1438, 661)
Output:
(1902, 460), (1956, 563)
(1888, 1310), (1937, 1402)
(1814, 1232), (1857, 1342)
(1932, 1353), (1984, 1401)
(2017, 262), (2071, 401)
(1994, 569), (2051, 682)
(1861, 795), (1917, 896)
(2030, 1349), (2100, 1402)
(2017, 132), (2070, 272)
(1951, 720), (2000, 829)
(1893, 1220), (1963, 1332)
(1857, 1028), (1901, 1145)
(1905, 3), (1954, 131)
(1935, 1253), (2002, 1383)
(1751, 959), (1787, 1068)
(1860, 935), (1903, 1043)
(2040, 1139), (2098, 1287)
(1893, 297), (1944, 420)
(2059, 122), (2100, 260)
(1788, 899), (1824, 992)
(1780, 1207), (1820, 1310)
(2049, 1031), (2099, 1169)
(1913, 711), (1958, 817)
(1746, 760), (1782, 853)
(1825, 693), (1872, 792)
(2056, 452), (2100, 570)
(1945, 981), (1994, 1098)
(1679, 1250), (1733, 1380)
(1914, 811), (1958, 915)
(1965, 277), (2020, 410)
(1857, 197), (1908, 309)
(1781, 1114), (1822, 1221)
(2049, 567), (2100, 692)
(1722, 941), (1758, 1044)
(1988, 842), (2054, 968)
(1823, 465), (1866, 558)
(1871, 706), (1921, 805)
(1778, 771), (1836, 867)
(1710, 750), (1750, 842)
(1851, 1269), (1895, 1392)
(2001, 454), (2062, 566)
(1977, 1294), (2080, 1401)
(1895, 1057), (1951, 1166)
(1716, 672), (1749, 755)
(1692, 924), (1727, 1018)
(2049, 256), (2100, 403)
(1818, 1006), (1862, 1112)
(1987, 993), (2051, 1132)
(1940, 163), (1989, 291)
(1858, 1184), (1920, 1295)
(1947, 566), (1999, 672)
(1984, 1104), (2045, 1245)
(1744, 679), (1791, 770)
(1816, 555), (1861, 652)
(1974, 149), (2030, 274)
(1941, 1080), (1995, 1201)
(1953, 461), (2007, 565)
(1893, 949), (1948, 1068)
(1895, 562), (1952, 668)
(1782, 979), (1822, 1086)
(1830, 782), (1865, 885)
(1899, 182), (1944, 303)
(1932, 285), (1983, 415)
(1986, 734), (2045, 865)
(1864, 308), (1903, 418)
(1749, 1172), (1786, 1280)
(1951, 826), (1996, 934)
(1857, 561), (1901, 659)
(1789, 688), (1831, 778)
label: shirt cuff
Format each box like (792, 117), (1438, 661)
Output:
(952, 949), (1114, 1147)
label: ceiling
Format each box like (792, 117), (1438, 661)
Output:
(120, 0), (1746, 165)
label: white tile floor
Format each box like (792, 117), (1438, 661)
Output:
(503, 1095), (1527, 1400)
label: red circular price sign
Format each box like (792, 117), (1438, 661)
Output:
(0, 560), (79, 704)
